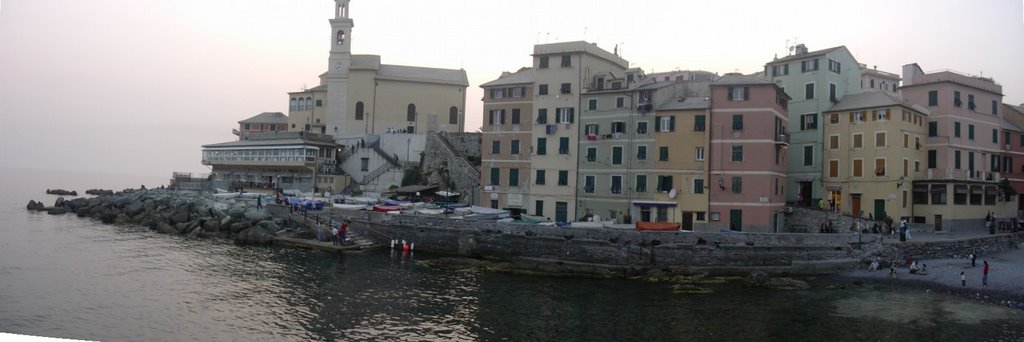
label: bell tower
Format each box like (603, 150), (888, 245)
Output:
(326, 0), (353, 138)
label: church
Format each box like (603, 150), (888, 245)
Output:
(202, 0), (469, 194)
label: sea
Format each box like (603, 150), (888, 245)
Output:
(1, 167), (1023, 341)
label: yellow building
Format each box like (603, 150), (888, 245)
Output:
(651, 100), (711, 230)
(823, 91), (928, 221)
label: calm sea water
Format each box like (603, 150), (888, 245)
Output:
(1, 167), (1023, 341)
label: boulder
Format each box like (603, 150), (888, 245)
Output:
(125, 200), (145, 216)
(54, 197), (65, 207)
(229, 222), (251, 234)
(47, 207), (68, 215)
(169, 210), (190, 225)
(76, 207), (91, 217)
(235, 226), (274, 245)
(26, 200), (45, 210)
(175, 222), (191, 233)
(243, 209), (269, 221)
(202, 219), (221, 232)
(100, 210), (117, 224)
(156, 222), (178, 235)
(227, 206), (246, 219)
(256, 220), (280, 232)
(142, 200), (157, 212)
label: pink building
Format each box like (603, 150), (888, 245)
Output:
(708, 74), (790, 232)
(1002, 104), (1024, 206)
(235, 112), (289, 140)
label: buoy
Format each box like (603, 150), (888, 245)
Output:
(410, 242), (415, 251)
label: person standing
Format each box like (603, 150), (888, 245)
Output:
(961, 271), (966, 287)
(256, 195), (263, 210)
(903, 218), (912, 241)
(890, 261), (897, 279)
(983, 261), (989, 287)
(331, 226), (339, 246)
(970, 251), (976, 267)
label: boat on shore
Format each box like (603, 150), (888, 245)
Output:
(635, 221), (681, 231)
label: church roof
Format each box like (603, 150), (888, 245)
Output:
(377, 64), (468, 86)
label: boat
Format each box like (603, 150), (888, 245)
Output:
(372, 205), (403, 213)
(413, 208), (446, 215)
(569, 221), (612, 228)
(635, 222), (681, 231)
(519, 213), (550, 222)
(333, 203), (368, 210)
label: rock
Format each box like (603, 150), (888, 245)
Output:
(156, 222), (178, 235)
(85, 189), (114, 196)
(228, 206), (246, 219)
(47, 207), (68, 215)
(125, 200), (145, 216)
(235, 226), (274, 245)
(46, 189), (77, 196)
(745, 271), (769, 286)
(142, 200), (157, 212)
(764, 277), (810, 290)
(100, 210), (117, 224)
(202, 219), (221, 232)
(54, 197), (65, 207)
(229, 222), (251, 234)
(169, 210), (190, 225)
(243, 209), (268, 221)
(76, 207), (91, 217)
(26, 200), (45, 210)
(256, 220), (280, 232)
(175, 222), (191, 233)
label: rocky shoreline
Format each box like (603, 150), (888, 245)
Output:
(27, 189), (290, 245)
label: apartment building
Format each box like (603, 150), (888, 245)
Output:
(480, 68), (534, 212)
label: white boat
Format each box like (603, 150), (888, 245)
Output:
(436, 190), (461, 197)
(569, 221), (613, 228)
(414, 208), (446, 215)
(333, 203), (368, 210)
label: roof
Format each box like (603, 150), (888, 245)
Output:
(828, 91), (930, 115)
(1002, 119), (1024, 133)
(202, 138), (328, 149)
(387, 185), (438, 194)
(377, 64), (468, 86)
(766, 46), (845, 65)
(712, 74), (773, 86)
(480, 68), (534, 87)
(238, 112), (288, 124)
(657, 96), (710, 111)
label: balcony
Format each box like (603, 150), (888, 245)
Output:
(775, 133), (790, 145)
(924, 169), (1001, 182)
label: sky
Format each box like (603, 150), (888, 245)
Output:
(1, 0), (1022, 179)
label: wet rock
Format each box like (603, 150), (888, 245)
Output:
(47, 207), (69, 215)
(235, 226), (273, 245)
(125, 200), (145, 216)
(169, 210), (190, 225)
(100, 210), (117, 224)
(46, 189), (77, 196)
(228, 206), (246, 219)
(243, 209), (268, 221)
(86, 189), (114, 196)
(229, 222), (251, 234)
(256, 220), (280, 232)
(156, 222), (178, 235)
(26, 200), (45, 211)
(54, 197), (65, 207)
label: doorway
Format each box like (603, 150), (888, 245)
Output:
(934, 214), (942, 231)
(798, 181), (812, 206)
(729, 209), (742, 231)
(682, 212), (694, 231)
(873, 199), (886, 221)
(851, 194), (862, 218)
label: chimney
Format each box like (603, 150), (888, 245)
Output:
(794, 44), (808, 55)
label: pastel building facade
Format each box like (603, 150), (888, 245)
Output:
(650, 96), (712, 230)
(480, 68), (534, 211)
(1002, 103), (1024, 206)
(236, 112), (289, 140)
(822, 91), (929, 222)
(708, 75), (790, 232)
(764, 45), (863, 208)
(901, 63), (1013, 229)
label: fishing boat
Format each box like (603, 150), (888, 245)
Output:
(635, 222), (681, 231)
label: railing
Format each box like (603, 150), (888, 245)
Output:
(925, 169), (1001, 182)
(361, 163), (393, 185)
(369, 140), (402, 168)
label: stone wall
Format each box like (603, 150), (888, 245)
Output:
(785, 206), (889, 233)
(880, 233), (1024, 261)
(422, 132), (480, 203)
(327, 209), (871, 275)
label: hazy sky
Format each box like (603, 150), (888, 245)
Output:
(1, 0), (1022, 179)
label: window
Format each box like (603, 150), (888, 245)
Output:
(954, 122), (961, 137)
(535, 200), (544, 216)
(355, 101), (365, 120)
(360, 157), (369, 172)
(732, 115), (744, 130)
(853, 159), (864, 177)
(830, 113), (840, 124)
(657, 207), (669, 223)
(616, 97), (625, 108)
(731, 145), (743, 161)
(875, 158), (886, 176)
(659, 146), (669, 161)
(694, 178), (705, 194)
(695, 147), (705, 161)
(407, 104), (416, 122)
(694, 115), (706, 131)
(870, 79), (875, 88)
(555, 107), (574, 123)
(588, 99), (597, 111)
(491, 140), (501, 154)
(584, 175), (595, 193)
(511, 140), (520, 155)
(803, 146), (813, 166)
(585, 124), (599, 136)
(511, 109), (520, 125)
(512, 87), (524, 98)
(928, 90), (938, 106)
(489, 168), (500, 186)
(852, 111), (864, 122)
(876, 110), (887, 121)
(657, 175), (674, 192)
(558, 137), (569, 155)
(728, 86), (749, 101)
(538, 84), (548, 95)
(491, 88), (506, 99)
(558, 170), (568, 186)
(805, 83), (815, 100)
(954, 91), (962, 107)
(829, 135), (840, 150)
(509, 168), (519, 186)
(610, 176), (622, 194)
(290, 98), (297, 111)
(927, 150), (937, 169)
(993, 100), (999, 115)
(929, 122), (938, 137)
(536, 138), (546, 155)
(316, 100), (322, 107)
(488, 110), (504, 125)
(585, 147), (597, 162)
(560, 83), (572, 94)
(611, 122), (625, 134)
(875, 132), (886, 147)
(932, 185), (947, 205)
(801, 58), (819, 72)
(993, 129), (998, 144)
(635, 175), (647, 193)
(904, 133), (909, 148)
(771, 63), (789, 76)
(656, 116), (675, 132)
(731, 176), (742, 193)
(539, 56), (549, 69)
(535, 170), (546, 185)
(954, 150), (962, 169)
(637, 145), (647, 160)
(968, 124), (975, 140)
(829, 160), (839, 178)
(636, 122), (648, 134)
(968, 94), (976, 111)
(800, 114), (817, 130)
(561, 55), (571, 67)
(828, 59), (841, 73)
(537, 108), (548, 124)
(829, 83), (837, 102)
(853, 133), (863, 148)
(612, 146), (623, 165)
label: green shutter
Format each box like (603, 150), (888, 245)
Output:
(655, 116), (662, 132)
(669, 116), (676, 131)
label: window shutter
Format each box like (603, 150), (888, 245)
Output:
(743, 87), (750, 100)
(727, 87), (733, 100)
(801, 61), (806, 72)
(669, 116), (676, 131)
(800, 115), (806, 129)
(569, 108), (575, 123)
(488, 110), (494, 125)
(655, 116), (662, 132)
(595, 124), (600, 135)
(555, 110), (561, 124)
(500, 111), (506, 124)
(849, 112), (853, 122)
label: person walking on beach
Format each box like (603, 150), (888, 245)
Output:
(256, 195), (263, 210)
(983, 261), (989, 287)
(331, 226), (339, 246)
(961, 272), (966, 287)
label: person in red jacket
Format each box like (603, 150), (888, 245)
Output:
(983, 261), (989, 287)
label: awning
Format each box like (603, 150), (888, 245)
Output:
(985, 186), (998, 195)
(954, 185), (969, 194)
(931, 185), (946, 193)
(971, 185), (983, 194)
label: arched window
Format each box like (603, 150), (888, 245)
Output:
(306, 97), (313, 111)
(449, 106), (458, 124)
(290, 98), (297, 111)
(355, 101), (364, 120)
(336, 30), (345, 45)
(407, 104), (416, 122)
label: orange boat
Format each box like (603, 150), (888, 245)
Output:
(372, 205), (402, 213)
(635, 221), (681, 231)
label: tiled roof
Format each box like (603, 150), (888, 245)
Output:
(481, 68), (534, 87)
(829, 91), (930, 115)
(377, 64), (468, 86)
(766, 46), (845, 65)
(657, 96), (710, 111)
(238, 112), (288, 124)
(712, 74), (773, 86)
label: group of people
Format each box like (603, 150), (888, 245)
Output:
(330, 220), (350, 246)
(385, 128), (410, 134)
